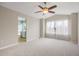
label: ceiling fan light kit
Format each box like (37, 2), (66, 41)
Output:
(35, 2), (57, 15)
(42, 7), (48, 13)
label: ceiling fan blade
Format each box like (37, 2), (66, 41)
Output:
(34, 11), (42, 13)
(38, 5), (43, 9)
(48, 5), (57, 10)
(48, 11), (55, 14)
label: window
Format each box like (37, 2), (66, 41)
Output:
(46, 20), (68, 35)
(46, 21), (55, 34)
(56, 20), (68, 35)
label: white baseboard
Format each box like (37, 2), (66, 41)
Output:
(0, 43), (18, 50)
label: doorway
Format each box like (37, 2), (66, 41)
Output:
(18, 16), (26, 42)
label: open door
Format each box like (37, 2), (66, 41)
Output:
(18, 16), (26, 42)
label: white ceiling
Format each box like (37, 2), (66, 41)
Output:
(0, 2), (79, 19)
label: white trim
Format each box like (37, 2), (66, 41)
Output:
(0, 43), (18, 50)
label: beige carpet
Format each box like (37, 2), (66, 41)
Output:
(0, 38), (79, 56)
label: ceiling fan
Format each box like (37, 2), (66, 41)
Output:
(35, 2), (57, 15)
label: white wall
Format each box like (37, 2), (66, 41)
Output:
(40, 18), (46, 38)
(0, 5), (40, 48)
(46, 15), (69, 21)
(0, 6), (18, 47)
(27, 16), (40, 42)
(69, 13), (78, 44)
